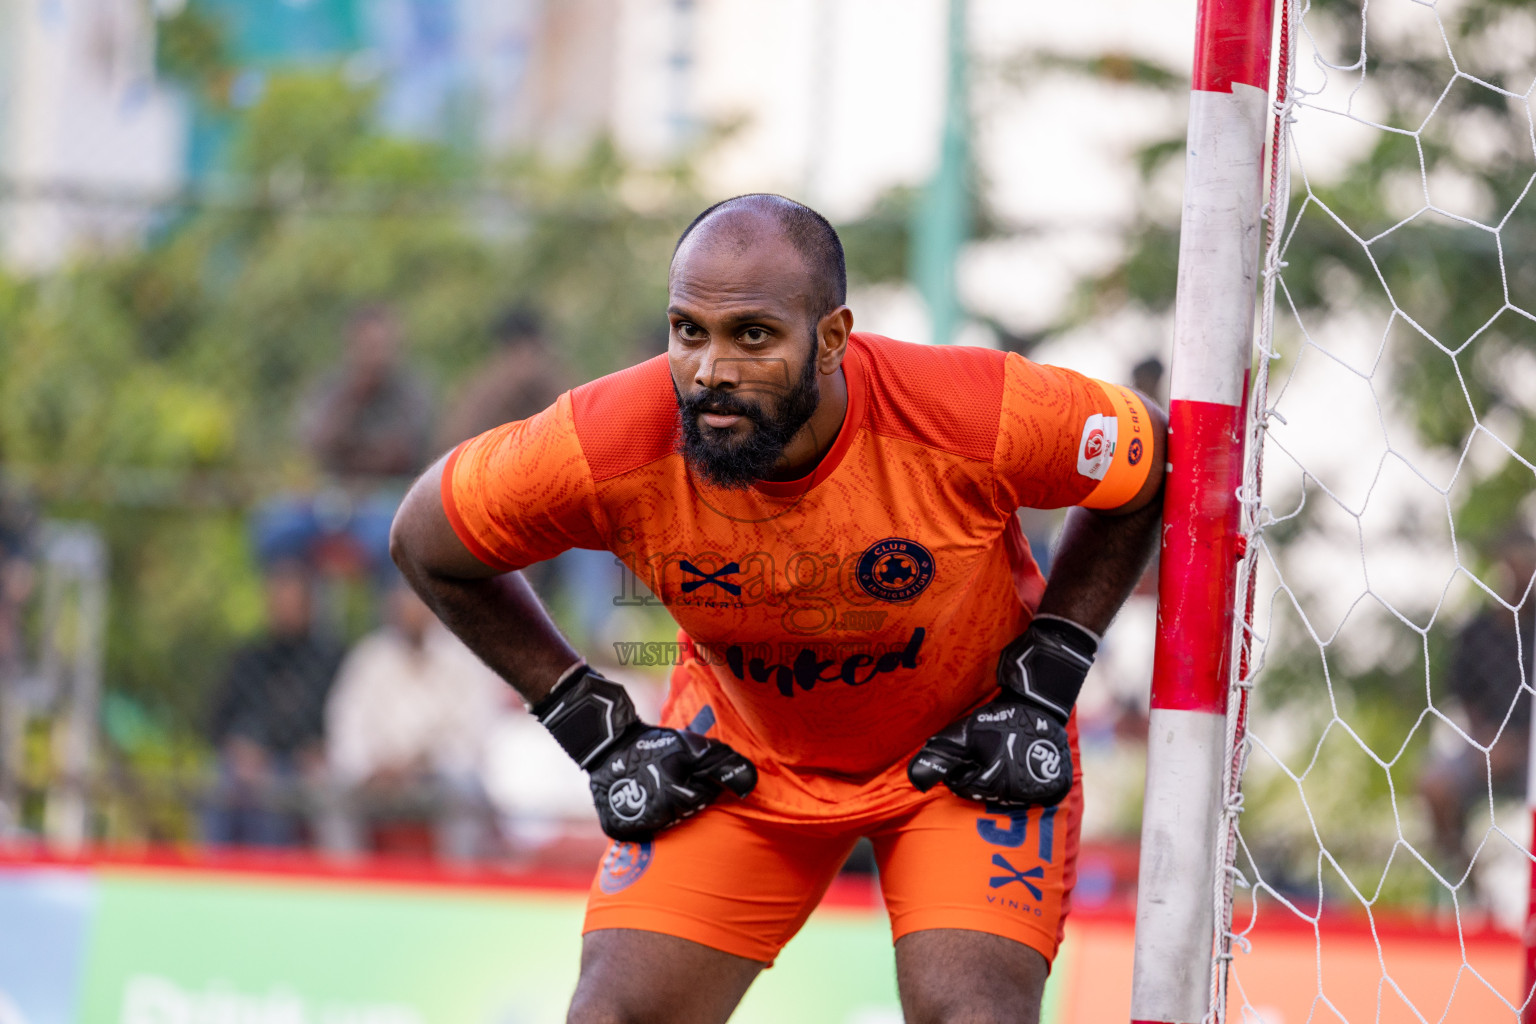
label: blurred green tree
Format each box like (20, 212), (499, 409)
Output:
(0, 63), (707, 838)
(1044, 0), (1534, 553)
(0, 22), (936, 838)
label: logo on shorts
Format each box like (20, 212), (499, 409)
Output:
(856, 538), (936, 603)
(1127, 437), (1144, 466)
(1077, 414), (1118, 480)
(608, 778), (649, 822)
(1025, 739), (1063, 784)
(988, 853), (1045, 899)
(599, 840), (654, 893)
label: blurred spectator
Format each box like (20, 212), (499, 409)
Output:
(1131, 355), (1167, 407)
(0, 476), (38, 835)
(0, 475), (37, 676)
(436, 307), (568, 604)
(204, 561), (341, 847)
(481, 706), (599, 857)
(302, 303), (433, 480)
(1420, 527), (1536, 868)
(435, 306), (566, 449)
(481, 664), (659, 864)
(253, 304), (432, 580)
(320, 580), (506, 863)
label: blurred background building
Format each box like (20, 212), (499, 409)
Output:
(0, 0), (181, 268)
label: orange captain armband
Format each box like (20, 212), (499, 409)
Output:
(1078, 381), (1156, 511)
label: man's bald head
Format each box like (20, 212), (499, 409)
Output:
(673, 194), (847, 322)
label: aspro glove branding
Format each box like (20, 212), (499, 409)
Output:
(533, 665), (758, 841)
(588, 725), (757, 841)
(908, 617), (1098, 808)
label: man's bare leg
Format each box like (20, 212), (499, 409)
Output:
(894, 929), (1050, 1024)
(567, 928), (765, 1024)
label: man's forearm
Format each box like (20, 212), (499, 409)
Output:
(1035, 502), (1162, 635)
(389, 454), (582, 706)
(400, 567), (581, 705)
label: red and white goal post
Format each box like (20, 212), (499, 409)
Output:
(1130, 0), (1273, 1020)
(1132, 0), (1536, 1020)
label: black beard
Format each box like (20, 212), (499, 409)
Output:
(675, 351), (821, 489)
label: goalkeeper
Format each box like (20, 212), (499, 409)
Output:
(391, 194), (1164, 1023)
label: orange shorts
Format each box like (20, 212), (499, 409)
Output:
(583, 777), (1083, 965)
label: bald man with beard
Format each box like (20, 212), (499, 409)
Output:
(391, 194), (1166, 1023)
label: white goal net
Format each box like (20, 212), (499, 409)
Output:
(1218, 0), (1536, 1019)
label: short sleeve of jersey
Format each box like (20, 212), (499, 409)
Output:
(993, 352), (1154, 513)
(441, 393), (607, 571)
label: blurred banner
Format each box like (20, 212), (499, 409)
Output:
(2, 853), (1519, 1023)
(0, 856), (902, 1024)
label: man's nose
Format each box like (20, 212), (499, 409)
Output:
(697, 339), (743, 391)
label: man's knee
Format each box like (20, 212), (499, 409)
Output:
(568, 970), (694, 1024)
(565, 958), (673, 1024)
(901, 986), (1043, 1024)
(565, 988), (644, 1024)
(896, 929), (1048, 1024)
(566, 928), (762, 1024)
(903, 999), (1040, 1024)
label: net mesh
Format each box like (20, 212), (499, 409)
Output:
(1217, 0), (1536, 1019)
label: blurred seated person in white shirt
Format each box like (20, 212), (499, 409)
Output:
(479, 661), (664, 864)
(320, 578), (507, 862)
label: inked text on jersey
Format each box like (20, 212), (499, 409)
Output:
(720, 627), (926, 697)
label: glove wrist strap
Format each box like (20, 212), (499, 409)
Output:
(1030, 613), (1102, 647)
(1000, 616), (1100, 723)
(532, 664), (641, 769)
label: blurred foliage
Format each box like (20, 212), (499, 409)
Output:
(839, 186), (921, 290)
(995, 50), (1188, 92)
(1236, 696), (1435, 910)
(1056, 6), (1535, 549)
(1, 20), (923, 840)
(154, 4), (232, 107)
(0, 66), (673, 828)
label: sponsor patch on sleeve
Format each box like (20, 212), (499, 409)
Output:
(1076, 414), (1118, 481)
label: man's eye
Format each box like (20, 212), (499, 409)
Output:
(676, 323), (703, 340)
(742, 327), (768, 343)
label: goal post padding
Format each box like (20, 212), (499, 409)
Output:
(1130, 0), (1274, 1021)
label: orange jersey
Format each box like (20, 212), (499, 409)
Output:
(444, 333), (1152, 823)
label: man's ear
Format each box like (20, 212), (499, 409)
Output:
(817, 306), (853, 374)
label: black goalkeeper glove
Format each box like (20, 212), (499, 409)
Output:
(907, 615), (1099, 807)
(532, 663), (757, 841)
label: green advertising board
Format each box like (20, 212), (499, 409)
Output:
(3, 864), (905, 1024)
(1, 862), (1086, 1023)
